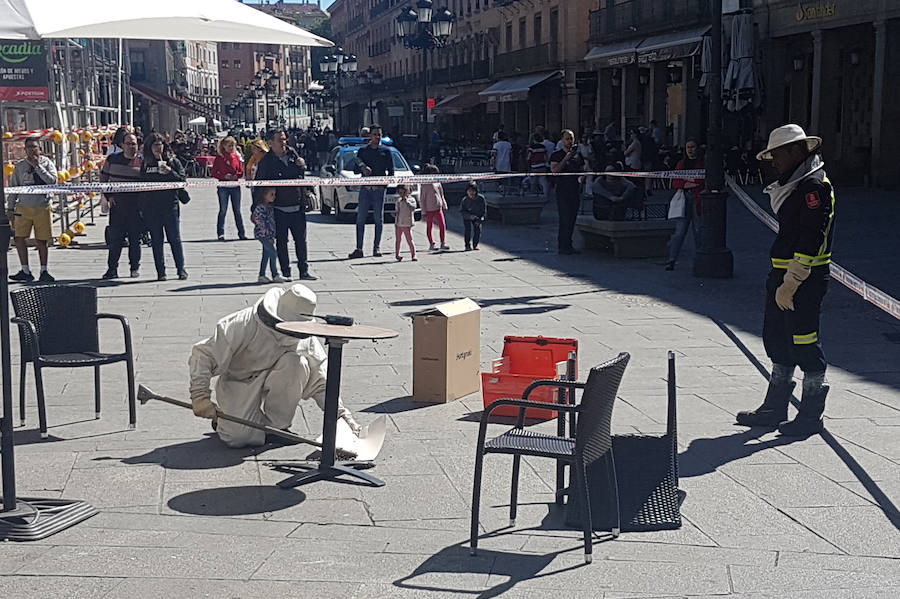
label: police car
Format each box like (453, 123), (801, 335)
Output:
(317, 137), (420, 220)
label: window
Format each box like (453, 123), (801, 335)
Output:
(130, 50), (147, 81)
(505, 23), (512, 51)
(534, 14), (542, 46)
(234, 60), (242, 69)
(220, 59), (228, 69)
(233, 42), (241, 50)
(519, 18), (527, 49)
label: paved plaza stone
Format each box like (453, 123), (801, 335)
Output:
(0, 182), (898, 598)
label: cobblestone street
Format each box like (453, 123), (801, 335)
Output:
(0, 183), (898, 598)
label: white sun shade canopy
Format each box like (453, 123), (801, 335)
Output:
(0, 0), (333, 47)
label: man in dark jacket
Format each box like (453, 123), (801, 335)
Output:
(256, 129), (316, 281)
(736, 125), (835, 436)
(101, 133), (144, 279)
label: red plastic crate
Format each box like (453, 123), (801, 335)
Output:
(482, 336), (578, 421)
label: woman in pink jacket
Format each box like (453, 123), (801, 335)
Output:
(419, 163), (450, 251)
(212, 136), (246, 241)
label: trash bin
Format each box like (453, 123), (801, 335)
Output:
(481, 336), (578, 420)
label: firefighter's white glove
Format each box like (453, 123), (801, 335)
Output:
(342, 413), (362, 436)
(775, 260), (811, 311)
(190, 388), (217, 419)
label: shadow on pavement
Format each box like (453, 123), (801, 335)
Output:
(395, 508), (596, 599)
(116, 435), (259, 469)
(678, 428), (796, 477)
(711, 317), (900, 529)
(362, 395), (430, 414)
(170, 281), (267, 292)
(167, 485), (306, 516)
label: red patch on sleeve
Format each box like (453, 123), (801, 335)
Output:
(805, 191), (821, 209)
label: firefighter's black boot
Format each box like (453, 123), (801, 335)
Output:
(779, 373), (828, 437)
(736, 364), (794, 427)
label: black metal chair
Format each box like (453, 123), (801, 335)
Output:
(470, 352), (630, 564)
(11, 285), (136, 439)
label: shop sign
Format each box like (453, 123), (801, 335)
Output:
(387, 106), (404, 117)
(411, 101), (424, 113)
(605, 53), (636, 68)
(795, 2), (836, 22)
(0, 40), (49, 101)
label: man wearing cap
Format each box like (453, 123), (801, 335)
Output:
(736, 124), (835, 436)
(188, 284), (360, 448)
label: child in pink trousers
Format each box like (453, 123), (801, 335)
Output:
(419, 163), (450, 251)
(394, 184), (417, 261)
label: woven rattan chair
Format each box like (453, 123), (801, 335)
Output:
(566, 351), (684, 532)
(470, 352), (630, 564)
(11, 285), (136, 439)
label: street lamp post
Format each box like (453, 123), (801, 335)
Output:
(693, 0), (733, 279)
(318, 48), (357, 135)
(360, 66), (384, 127)
(396, 2), (454, 161)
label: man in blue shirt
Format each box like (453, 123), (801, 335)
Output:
(349, 125), (394, 259)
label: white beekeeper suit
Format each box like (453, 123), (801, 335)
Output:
(188, 284), (359, 448)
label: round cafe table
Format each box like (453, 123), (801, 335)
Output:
(274, 321), (398, 488)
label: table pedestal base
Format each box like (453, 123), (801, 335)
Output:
(276, 462), (385, 488)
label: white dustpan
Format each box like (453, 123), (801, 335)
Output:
(317, 415), (387, 462)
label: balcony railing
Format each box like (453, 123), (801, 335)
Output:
(430, 60), (491, 85)
(494, 44), (551, 76)
(590, 0), (711, 43)
(348, 14), (365, 33)
(370, 0), (390, 20)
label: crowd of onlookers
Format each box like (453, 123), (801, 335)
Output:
(6, 122), (492, 286)
(5, 117), (719, 285)
(485, 121), (710, 266)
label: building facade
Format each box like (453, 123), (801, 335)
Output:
(128, 40), (222, 133)
(754, 0), (900, 187)
(184, 41), (222, 119)
(218, 43), (290, 130)
(330, 0), (597, 145)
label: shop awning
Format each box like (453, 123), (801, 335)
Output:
(130, 82), (216, 118)
(432, 93), (481, 115)
(583, 39), (640, 68)
(636, 25), (710, 64)
(478, 71), (560, 103)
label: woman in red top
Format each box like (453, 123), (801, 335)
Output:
(212, 136), (246, 241)
(665, 138), (706, 270)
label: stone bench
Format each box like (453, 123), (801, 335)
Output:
(483, 192), (545, 225)
(576, 216), (675, 258)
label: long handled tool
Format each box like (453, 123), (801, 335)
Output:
(136, 385), (386, 461)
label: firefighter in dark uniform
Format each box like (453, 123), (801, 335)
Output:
(736, 125), (835, 436)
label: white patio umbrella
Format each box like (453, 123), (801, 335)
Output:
(189, 116), (222, 126)
(0, 0), (333, 46)
(0, 0), (333, 540)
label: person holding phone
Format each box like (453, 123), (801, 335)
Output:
(550, 129), (587, 255)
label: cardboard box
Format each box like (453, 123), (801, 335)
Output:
(412, 298), (481, 403)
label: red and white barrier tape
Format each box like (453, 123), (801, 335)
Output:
(4, 169), (706, 195)
(727, 176), (900, 321)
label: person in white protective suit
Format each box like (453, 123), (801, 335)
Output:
(188, 283), (361, 448)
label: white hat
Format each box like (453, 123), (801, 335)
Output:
(258, 284), (317, 323)
(756, 124), (822, 161)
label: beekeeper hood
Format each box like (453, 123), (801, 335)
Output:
(256, 284), (317, 327)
